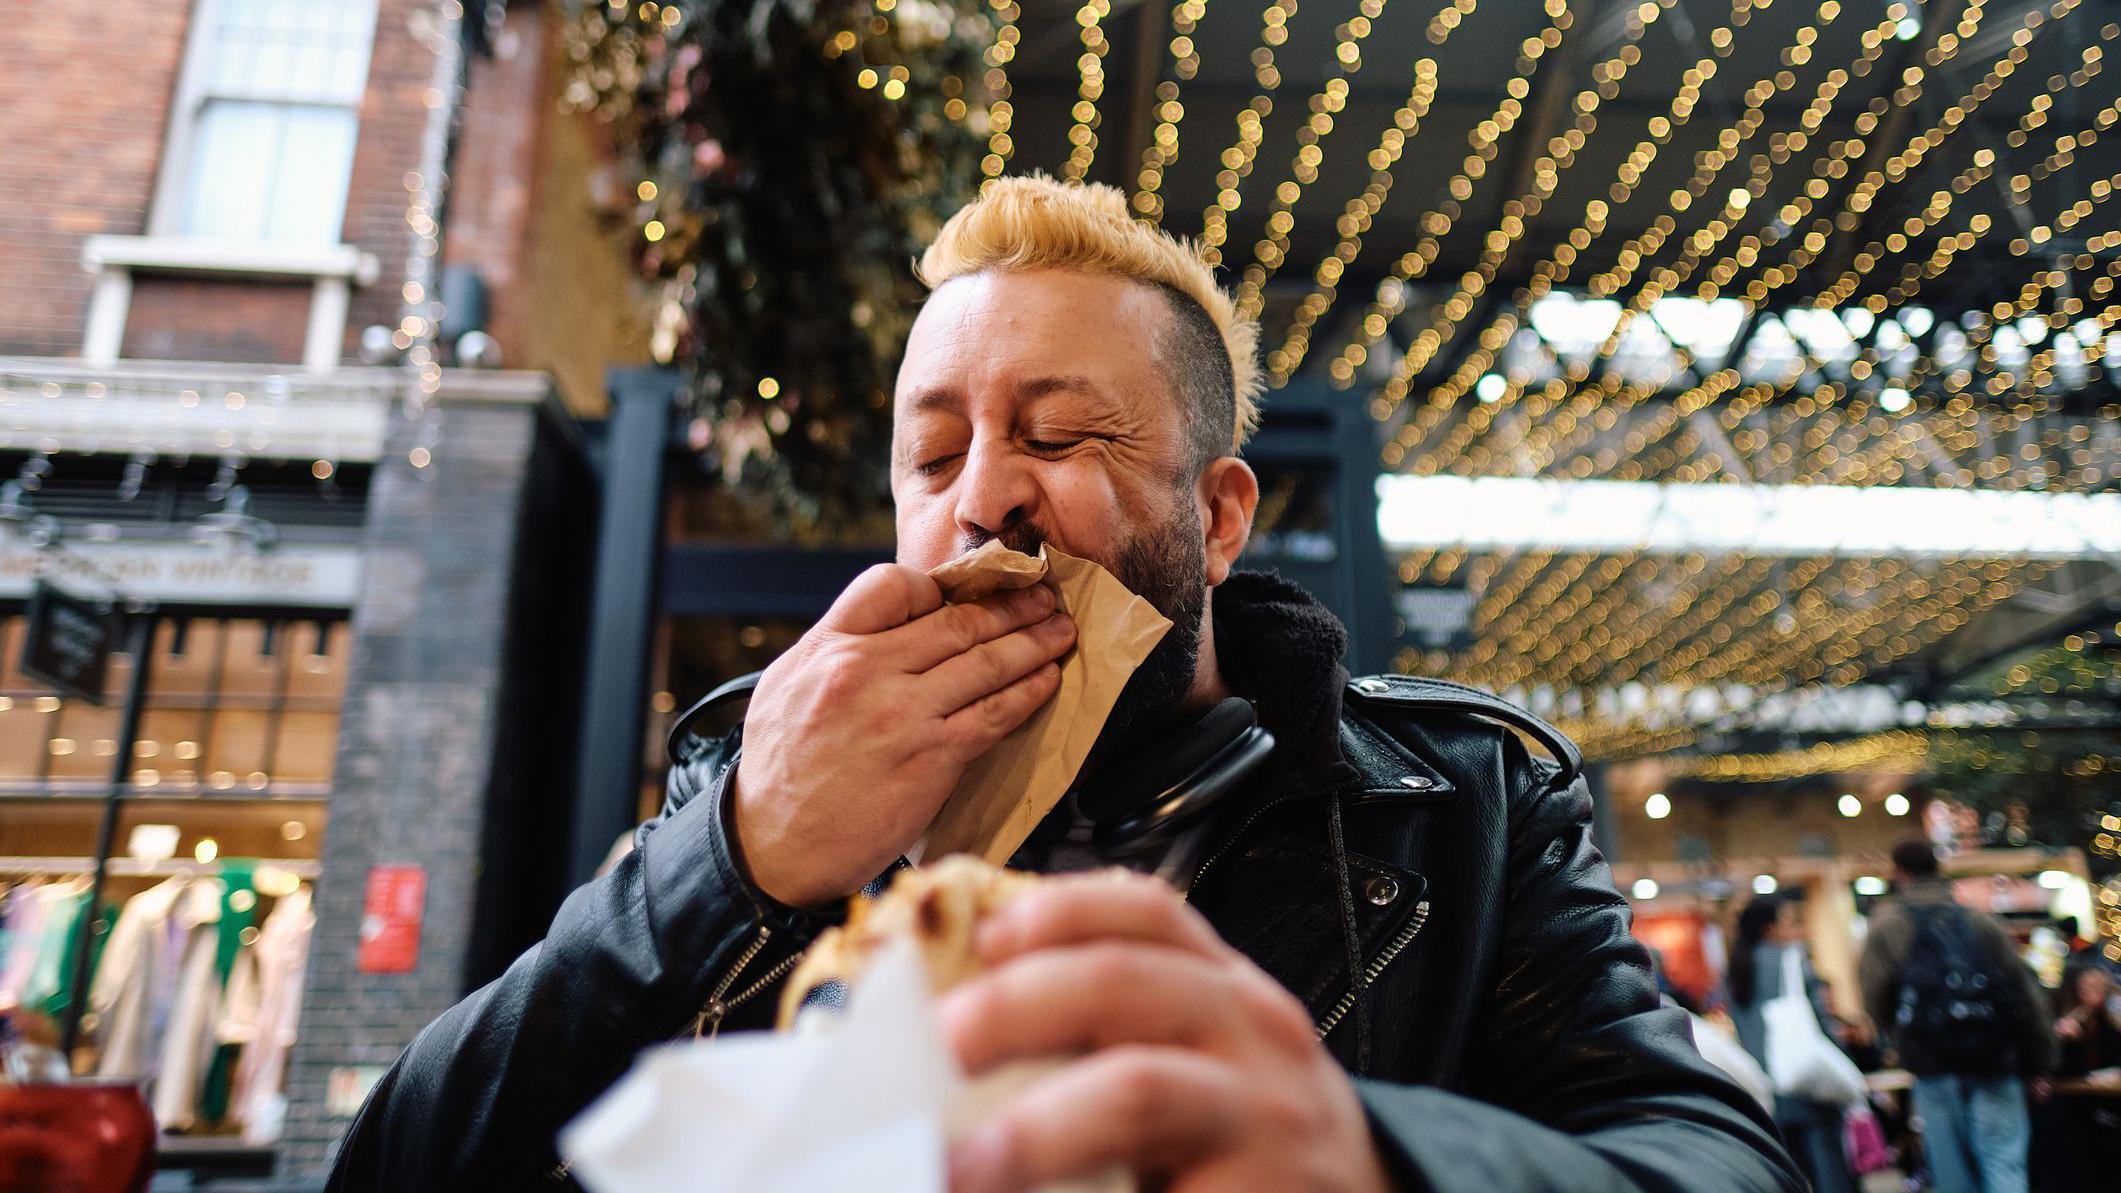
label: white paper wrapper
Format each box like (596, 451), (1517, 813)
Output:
(561, 939), (1129, 1193)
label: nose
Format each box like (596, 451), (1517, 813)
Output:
(952, 439), (1040, 541)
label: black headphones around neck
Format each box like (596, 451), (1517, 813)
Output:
(1072, 697), (1278, 857)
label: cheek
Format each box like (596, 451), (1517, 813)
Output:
(1037, 459), (1134, 552)
(893, 490), (957, 571)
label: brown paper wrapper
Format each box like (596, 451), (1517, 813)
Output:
(919, 541), (1170, 863)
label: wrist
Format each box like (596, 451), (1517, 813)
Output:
(720, 760), (837, 920)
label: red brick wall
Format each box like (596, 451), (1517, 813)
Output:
(122, 278), (310, 364)
(0, 0), (192, 357)
(338, 0), (439, 358)
(0, 0), (440, 365)
(444, 6), (548, 360)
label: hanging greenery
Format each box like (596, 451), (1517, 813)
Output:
(563, 0), (1000, 538)
(1927, 631), (2121, 885)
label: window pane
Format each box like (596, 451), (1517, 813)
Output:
(182, 0), (376, 243)
(206, 708), (272, 788)
(136, 708), (209, 791)
(263, 107), (356, 244)
(185, 100), (281, 239)
(49, 702), (122, 783)
(150, 619), (222, 700)
(284, 622), (347, 703)
(0, 702), (45, 781)
(217, 621), (286, 699)
(272, 710), (338, 784)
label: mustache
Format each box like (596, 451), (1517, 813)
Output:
(961, 524), (1049, 558)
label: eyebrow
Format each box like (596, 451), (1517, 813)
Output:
(904, 375), (1115, 417)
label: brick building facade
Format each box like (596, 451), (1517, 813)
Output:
(0, 1), (626, 1181)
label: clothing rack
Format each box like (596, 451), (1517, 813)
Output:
(0, 857), (320, 880)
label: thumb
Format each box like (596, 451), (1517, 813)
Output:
(820, 563), (947, 636)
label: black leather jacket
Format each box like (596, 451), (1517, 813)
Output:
(330, 573), (1801, 1192)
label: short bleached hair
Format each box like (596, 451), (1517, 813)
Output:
(916, 175), (1262, 453)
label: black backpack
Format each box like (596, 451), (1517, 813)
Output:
(1891, 904), (2023, 1075)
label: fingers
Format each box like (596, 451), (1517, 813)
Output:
(922, 612), (1076, 714)
(820, 564), (947, 636)
(888, 583), (1058, 673)
(938, 658), (1063, 752)
(975, 873), (1231, 966)
(949, 1048), (1247, 1193)
(940, 944), (1239, 1074)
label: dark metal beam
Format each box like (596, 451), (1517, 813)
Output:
(570, 368), (678, 885)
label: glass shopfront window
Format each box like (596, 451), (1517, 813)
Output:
(0, 615), (347, 798)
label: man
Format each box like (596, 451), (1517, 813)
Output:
(1859, 840), (2056, 1193)
(329, 177), (1800, 1191)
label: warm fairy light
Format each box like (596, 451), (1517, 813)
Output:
(1229, 0), (1392, 316)
(982, 0), (1021, 185)
(1194, 0), (1310, 263)
(1059, 0), (1111, 182)
(1644, 792), (1671, 819)
(1131, 0), (1207, 223)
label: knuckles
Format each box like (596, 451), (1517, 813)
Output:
(1230, 971), (1317, 1054)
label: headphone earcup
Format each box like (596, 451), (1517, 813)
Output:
(1074, 698), (1259, 822)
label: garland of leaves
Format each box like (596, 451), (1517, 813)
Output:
(564, 0), (997, 537)
(1927, 631), (2121, 957)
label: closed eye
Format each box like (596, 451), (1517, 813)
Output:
(915, 453), (962, 477)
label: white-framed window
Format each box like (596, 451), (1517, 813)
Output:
(152, 0), (380, 246)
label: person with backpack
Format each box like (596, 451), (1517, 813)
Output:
(1859, 841), (2057, 1193)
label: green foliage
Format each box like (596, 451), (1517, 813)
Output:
(1928, 633), (2121, 878)
(567, 0), (997, 537)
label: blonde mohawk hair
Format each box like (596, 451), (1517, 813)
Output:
(916, 175), (1262, 450)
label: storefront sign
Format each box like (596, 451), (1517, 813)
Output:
(0, 543), (362, 608)
(19, 581), (118, 703)
(357, 865), (427, 974)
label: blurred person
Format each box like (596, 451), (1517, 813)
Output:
(1729, 895), (1860, 1193)
(327, 178), (1800, 1192)
(1860, 841), (2056, 1193)
(2052, 964), (2121, 1078)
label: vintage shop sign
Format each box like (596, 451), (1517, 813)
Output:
(0, 542), (362, 608)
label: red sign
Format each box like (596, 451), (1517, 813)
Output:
(358, 865), (427, 974)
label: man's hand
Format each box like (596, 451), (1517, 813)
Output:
(732, 564), (1075, 907)
(939, 873), (1395, 1193)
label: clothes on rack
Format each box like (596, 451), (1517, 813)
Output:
(21, 880), (100, 1021)
(0, 865), (313, 1141)
(222, 884), (313, 1143)
(90, 874), (222, 1085)
(0, 880), (54, 1007)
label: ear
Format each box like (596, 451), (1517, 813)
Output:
(1198, 457), (1258, 588)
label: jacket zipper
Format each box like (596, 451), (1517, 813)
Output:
(689, 924), (806, 1040)
(549, 923), (808, 1185)
(1313, 898), (1430, 1040)
(1188, 794), (1306, 892)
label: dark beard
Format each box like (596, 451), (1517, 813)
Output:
(965, 506), (1206, 748)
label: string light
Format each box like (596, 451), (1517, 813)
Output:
(981, 0), (1020, 185)
(1667, 735), (1930, 782)
(1060, 0), (1111, 182)
(1131, 0), (1208, 223)
(1229, 0), (1397, 318)
(1330, 0), (1665, 397)
(1196, 0), (1303, 265)
(396, 0), (471, 474)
